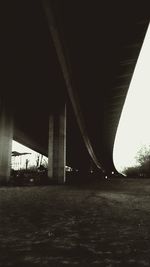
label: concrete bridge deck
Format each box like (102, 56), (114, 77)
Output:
(0, 178), (150, 266)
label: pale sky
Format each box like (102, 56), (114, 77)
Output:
(12, 140), (36, 154)
(113, 23), (150, 173)
(12, 140), (48, 170)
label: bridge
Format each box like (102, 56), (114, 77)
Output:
(0, 0), (149, 183)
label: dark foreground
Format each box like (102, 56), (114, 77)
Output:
(0, 178), (150, 266)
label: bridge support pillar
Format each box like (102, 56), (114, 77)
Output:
(48, 104), (66, 184)
(0, 103), (13, 184)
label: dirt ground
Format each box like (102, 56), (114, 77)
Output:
(0, 178), (150, 266)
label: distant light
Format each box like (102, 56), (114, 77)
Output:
(65, 166), (73, 172)
(113, 23), (150, 174)
(112, 171), (114, 175)
(105, 175), (108, 179)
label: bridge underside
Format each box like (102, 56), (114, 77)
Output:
(0, 1), (149, 182)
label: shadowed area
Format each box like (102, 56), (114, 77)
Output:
(1, 1), (149, 172)
(1, 179), (150, 266)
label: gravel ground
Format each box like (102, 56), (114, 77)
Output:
(0, 178), (150, 266)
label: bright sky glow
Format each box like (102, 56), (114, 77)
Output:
(12, 140), (36, 154)
(12, 140), (48, 170)
(113, 23), (150, 174)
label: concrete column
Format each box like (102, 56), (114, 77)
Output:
(48, 104), (66, 184)
(0, 104), (13, 184)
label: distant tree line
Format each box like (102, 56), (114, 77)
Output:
(123, 145), (150, 178)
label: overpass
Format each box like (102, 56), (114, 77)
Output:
(0, 0), (149, 183)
